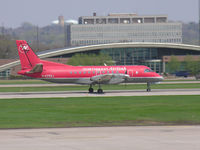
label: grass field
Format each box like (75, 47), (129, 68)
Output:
(0, 95), (200, 128)
(0, 83), (199, 92)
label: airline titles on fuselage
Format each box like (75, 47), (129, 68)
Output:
(83, 67), (126, 71)
(41, 67), (127, 78)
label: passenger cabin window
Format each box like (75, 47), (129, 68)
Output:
(144, 69), (152, 73)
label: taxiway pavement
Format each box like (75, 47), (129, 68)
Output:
(0, 80), (200, 87)
(0, 89), (199, 99)
(0, 126), (200, 150)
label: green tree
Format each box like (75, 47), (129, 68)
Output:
(67, 53), (114, 66)
(0, 35), (18, 59)
(184, 55), (200, 78)
(167, 55), (180, 73)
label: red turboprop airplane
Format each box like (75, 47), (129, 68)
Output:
(16, 40), (163, 93)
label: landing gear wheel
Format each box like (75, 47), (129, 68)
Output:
(97, 89), (103, 94)
(147, 82), (151, 92)
(146, 88), (151, 92)
(97, 81), (103, 94)
(89, 87), (94, 93)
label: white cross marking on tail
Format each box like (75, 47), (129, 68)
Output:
(19, 44), (29, 53)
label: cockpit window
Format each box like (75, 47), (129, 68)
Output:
(144, 69), (153, 73)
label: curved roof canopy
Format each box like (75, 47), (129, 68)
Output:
(0, 42), (200, 72)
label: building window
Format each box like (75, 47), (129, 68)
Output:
(0, 69), (10, 78)
(132, 18), (143, 23)
(96, 18), (106, 24)
(84, 19), (94, 24)
(120, 18), (130, 24)
(108, 18), (118, 24)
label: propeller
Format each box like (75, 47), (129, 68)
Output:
(124, 70), (128, 88)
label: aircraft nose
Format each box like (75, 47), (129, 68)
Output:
(154, 72), (164, 82)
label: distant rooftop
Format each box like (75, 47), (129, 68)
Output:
(78, 13), (168, 25)
(108, 13), (138, 17)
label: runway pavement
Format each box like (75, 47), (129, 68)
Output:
(0, 89), (199, 99)
(0, 126), (200, 150)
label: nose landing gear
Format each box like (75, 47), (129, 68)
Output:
(147, 82), (151, 92)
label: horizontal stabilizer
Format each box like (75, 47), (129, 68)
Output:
(26, 63), (43, 74)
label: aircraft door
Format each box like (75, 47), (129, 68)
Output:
(128, 70), (133, 77)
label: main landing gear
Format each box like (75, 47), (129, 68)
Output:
(147, 82), (151, 92)
(88, 84), (103, 94)
(97, 82), (103, 94)
(89, 83), (151, 93)
(88, 84), (94, 93)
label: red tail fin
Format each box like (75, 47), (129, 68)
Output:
(16, 40), (40, 70)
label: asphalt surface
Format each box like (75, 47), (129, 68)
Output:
(0, 126), (200, 150)
(0, 80), (200, 87)
(0, 89), (199, 99)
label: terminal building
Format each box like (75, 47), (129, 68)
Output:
(67, 13), (182, 46)
(0, 42), (200, 78)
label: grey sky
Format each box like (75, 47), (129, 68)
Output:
(0, 0), (198, 28)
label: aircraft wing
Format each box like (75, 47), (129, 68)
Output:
(90, 74), (129, 84)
